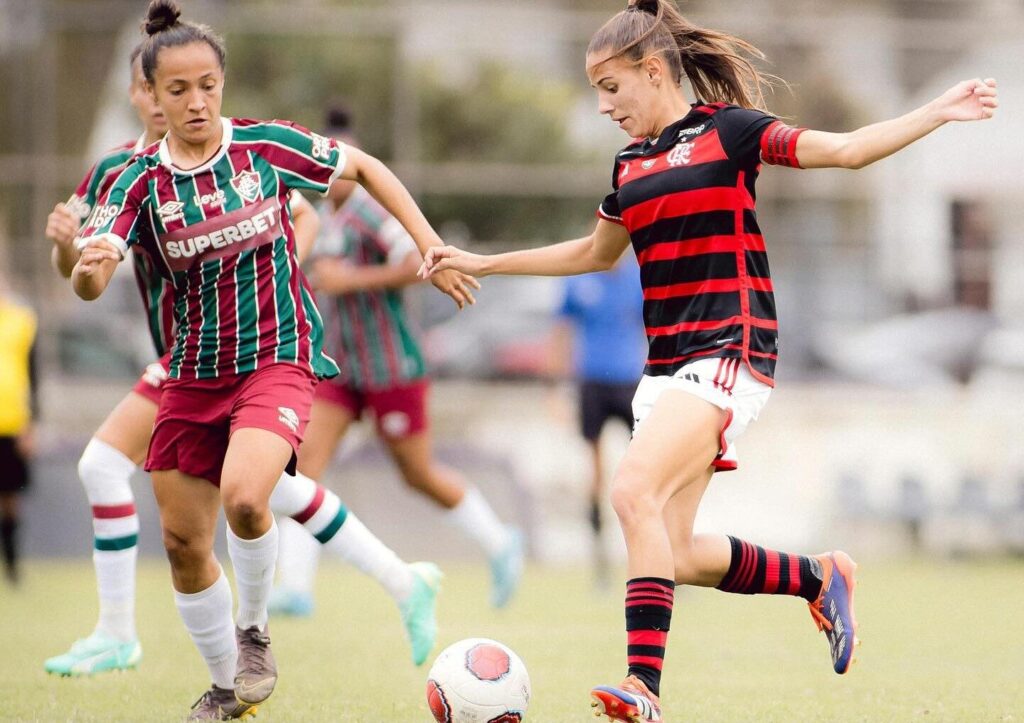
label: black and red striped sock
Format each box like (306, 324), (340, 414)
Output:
(716, 536), (824, 601)
(625, 577), (674, 697)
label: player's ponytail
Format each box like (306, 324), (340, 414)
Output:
(139, 0), (226, 83)
(588, 0), (776, 111)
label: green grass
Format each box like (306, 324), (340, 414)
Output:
(1, 558), (1021, 721)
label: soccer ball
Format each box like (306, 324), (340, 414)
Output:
(426, 638), (531, 722)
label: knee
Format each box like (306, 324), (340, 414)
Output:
(221, 489), (269, 533)
(162, 528), (207, 571)
(609, 471), (661, 530)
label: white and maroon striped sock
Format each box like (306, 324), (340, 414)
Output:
(78, 438), (139, 641)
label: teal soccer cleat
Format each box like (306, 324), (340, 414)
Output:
(44, 632), (142, 677)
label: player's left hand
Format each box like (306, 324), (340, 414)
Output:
(429, 268), (480, 310)
(934, 78), (998, 122)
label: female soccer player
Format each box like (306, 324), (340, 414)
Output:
(71, 2), (475, 718)
(45, 44), (441, 680)
(420, 1), (998, 719)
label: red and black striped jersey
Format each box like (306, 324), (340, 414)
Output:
(598, 102), (804, 386)
(76, 118), (345, 381)
(68, 136), (176, 357)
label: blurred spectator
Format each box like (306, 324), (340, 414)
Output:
(549, 254), (646, 587)
(0, 267), (38, 585)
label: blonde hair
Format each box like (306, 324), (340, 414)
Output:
(587, 0), (775, 111)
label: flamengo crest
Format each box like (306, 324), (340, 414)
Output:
(667, 141), (693, 166)
(230, 170), (261, 203)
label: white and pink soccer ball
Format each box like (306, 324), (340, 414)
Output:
(426, 638), (531, 722)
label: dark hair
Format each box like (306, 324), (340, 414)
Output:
(324, 101), (354, 135)
(139, 0), (226, 83)
(587, 0), (775, 110)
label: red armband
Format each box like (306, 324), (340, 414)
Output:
(760, 121), (806, 168)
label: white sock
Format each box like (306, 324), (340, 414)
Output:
(275, 517), (321, 596)
(446, 487), (511, 560)
(78, 438), (139, 641)
(227, 520), (278, 631)
(325, 513), (415, 603)
(271, 472), (413, 603)
(174, 570), (237, 690)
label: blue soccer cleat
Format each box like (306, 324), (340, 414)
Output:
(807, 550), (859, 674)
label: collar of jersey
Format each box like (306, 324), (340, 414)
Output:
(158, 117), (232, 176)
(620, 103), (706, 158)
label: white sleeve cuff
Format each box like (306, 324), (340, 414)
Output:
(322, 141), (349, 196)
(75, 232), (127, 259)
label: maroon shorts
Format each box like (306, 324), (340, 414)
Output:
(146, 362), (318, 486)
(315, 378), (429, 440)
(131, 352), (173, 405)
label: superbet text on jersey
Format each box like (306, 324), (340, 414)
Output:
(76, 118), (345, 381)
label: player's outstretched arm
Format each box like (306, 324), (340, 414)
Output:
(46, 203), (83, 278)
(419, 218), (630, 280)
(795, 78), (998, 170)
(71, 240), (120, 300)
(335, 146), (479, 309)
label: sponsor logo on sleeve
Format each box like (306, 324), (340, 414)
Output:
(66, 194), (92, 224)
(230, 170), (262, 204)
(87, 203), (120, 231)
(311, 133), (332, 160)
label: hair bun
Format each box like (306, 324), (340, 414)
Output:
(144, 0), (181, 35)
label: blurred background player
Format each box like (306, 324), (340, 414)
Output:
(549, 254), (645, 589)
(268, 103), (523, 616)
(0, 265), (38, 586)
(43, 40), (442, 680)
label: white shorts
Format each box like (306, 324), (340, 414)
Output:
(632, 357), (772, 470)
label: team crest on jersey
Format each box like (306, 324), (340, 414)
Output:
(667, 141), (693, 167)
(157, 200), (185, 223)
(230, 170), (262, 203)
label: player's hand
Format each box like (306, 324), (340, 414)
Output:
(75, 240), (120, 275)
(418, 245), (487, 279)
(428, 268), (480, 310)
(309, 257), (358, 295)
(45, 203), (80, 248)
(933, 78), (997, 122)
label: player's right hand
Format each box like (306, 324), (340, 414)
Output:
(45, 203), (80, 248)
(418, 245), (487, 279)
(429, 267), (480, 310)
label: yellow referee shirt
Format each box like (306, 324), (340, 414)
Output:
(0, 299), (37, 436)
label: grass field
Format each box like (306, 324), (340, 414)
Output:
(1, 557), (1021, 721)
